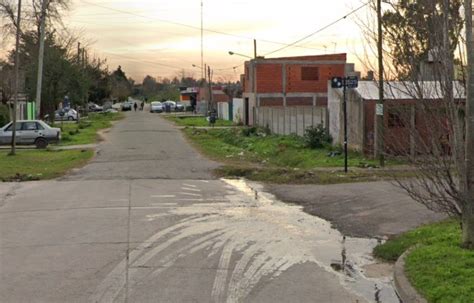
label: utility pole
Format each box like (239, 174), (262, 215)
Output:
(10, 0), (22, 156)
(77, 42), (81, 64)
(35, 0), (48, 119)
(375, 0), (385, 166)
(200, 0), (204, 81)
(254, 39), (257, 59)
(208, 65), (213, 112)
(463, 0), (474, 247)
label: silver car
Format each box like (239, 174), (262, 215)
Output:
(150, 101), (163, 113)
(55, 108), (78, 121)
(0, 120), (61, 148)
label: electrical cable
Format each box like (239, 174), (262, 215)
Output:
(263, 2), (370, 56)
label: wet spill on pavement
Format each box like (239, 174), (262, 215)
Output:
(90, 178), (400, 303)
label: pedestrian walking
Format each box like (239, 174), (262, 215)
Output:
(134, 102), (138, 111)
(140, 101), (144, 111)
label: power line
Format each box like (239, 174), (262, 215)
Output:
(77, 0), (327, 52)
(263, 2), (370, 56)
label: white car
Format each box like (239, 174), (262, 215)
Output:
(162, 100), (185, 112)
(0, 120), (61, 148)
(55, 108), (78, 121)
(150, 101), (163, 113)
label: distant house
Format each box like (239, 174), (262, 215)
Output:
(238, 53), (359, 135)
(328, 81), (466, 155)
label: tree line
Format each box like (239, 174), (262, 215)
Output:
(0, 0), (134, 120)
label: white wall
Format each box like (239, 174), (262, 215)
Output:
(217, 102), (229, 120)
(328, 83), (342, 144)
(232, 98), (244, 124)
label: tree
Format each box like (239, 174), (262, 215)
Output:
(109, 66), (132, 101)
(463, 0), (474, 248)
(366, 0), (474, 248)
(142, 75), (158, 97)
(381, 0), (463, 79)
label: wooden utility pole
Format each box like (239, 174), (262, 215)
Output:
(463, 0), (474, 247)
(254, 39), (257, 59)
(35, 0), (48, 119)
(10, 0), (22, 156)
(208, 65), (213, 112)
(375, 0), (385, 166)
(200, 0), (204, 81)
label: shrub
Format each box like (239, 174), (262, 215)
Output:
(0, 104), (10, 127)
(303, 125), (332, 149)
(241, 127), (258, 137)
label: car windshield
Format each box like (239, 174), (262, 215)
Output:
(151, 102), (161, 106)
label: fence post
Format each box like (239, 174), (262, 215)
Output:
(296, 107), (299, 135)
(303, 107), (306, 132)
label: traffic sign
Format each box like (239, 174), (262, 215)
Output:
(331, 77), (343, 88)
(346, 76), (359, 88)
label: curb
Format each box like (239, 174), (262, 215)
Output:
(393, 248), (427, 303)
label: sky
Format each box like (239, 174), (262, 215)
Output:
(2, 0), (377, 82)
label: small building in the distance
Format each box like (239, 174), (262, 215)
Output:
(328, 80), (466, 156)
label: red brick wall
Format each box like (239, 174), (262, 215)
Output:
(256, 64), (283, 93)
(286, 64), (345, 93)
(243, 54), (347, 96)
(260, 97), (284, 106)
(286, 97), (313, 106)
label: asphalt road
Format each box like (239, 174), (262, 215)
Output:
(0, 111), (398, 303)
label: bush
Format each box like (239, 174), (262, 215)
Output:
(303, 125), (332, 149)
(0, 104), (10, 127)
(241, 127), (258, 137)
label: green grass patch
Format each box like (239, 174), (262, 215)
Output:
(185, 127), (384, 168)
(0, 149), (94, 181)
(166, 116), (234, 127)
(374, 220), (474, 303)
(182, 127), (407, 184)
(55, 112), (123, 146)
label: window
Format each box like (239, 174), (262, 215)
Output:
(5, 122), (21, 132)
(22, 122), (38, 131)
(388, 110), (406, 128)
(301, 67), (320, 81)
(36, 122), (45, 130)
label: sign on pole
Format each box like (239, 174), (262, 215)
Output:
(330, 76), (359, 173)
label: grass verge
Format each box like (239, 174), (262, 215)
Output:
(55, 112), (123, 146)
(165, 115), (234, 127)
(0, 149), (94, 181)
(374, 220), (474, 303)
(183, 127), (408, 184)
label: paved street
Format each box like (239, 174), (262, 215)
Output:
(0, 112), (398, 302)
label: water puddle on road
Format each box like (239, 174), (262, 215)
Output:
(90, 178), (400, 303)
(221, 178), (400, 303)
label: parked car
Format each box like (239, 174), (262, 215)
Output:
(121, 101), (132, 111)
(88, 103), (103, 112)
(112, 102), (122, 110)
(150, 101), (163, 113)
(55, 108), (78, 121)
(0, 120), (61, 148)
(162, 100), (184, 112)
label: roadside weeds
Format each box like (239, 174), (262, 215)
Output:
(178, 126), (412, 184)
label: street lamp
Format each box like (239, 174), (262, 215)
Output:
(228, 51), (253, 59)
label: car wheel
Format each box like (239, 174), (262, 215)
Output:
(35, 138), (48, 149)
(68, 116), (74, 121)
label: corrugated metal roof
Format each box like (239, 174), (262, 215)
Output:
(356, 81), (465, 100)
